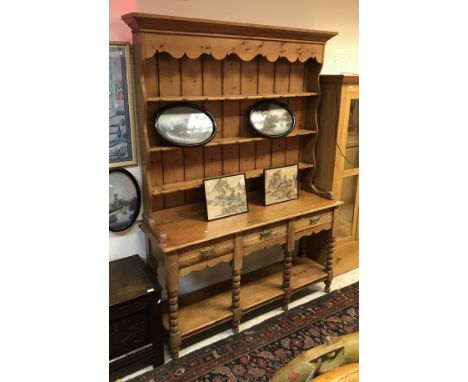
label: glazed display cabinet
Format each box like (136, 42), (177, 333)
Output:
(313, 75), (359, 275)
(123, 13), (341, 358)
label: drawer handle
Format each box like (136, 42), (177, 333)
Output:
(309, 216), (320, 225)
(200, 246), (214, 258)
(260, 229), (272, 240)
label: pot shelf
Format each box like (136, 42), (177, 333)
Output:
(149, 129), (316, 153)
(146, 91), (319, 103)
(152, 162), (314, 196)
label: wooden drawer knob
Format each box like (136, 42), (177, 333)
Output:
(200, 246), (214, 258)
(260, 229), (272, 240)
(309, 216), (320, 224)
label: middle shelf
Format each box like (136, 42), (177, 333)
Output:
(149, 129), (316, 153)
(152, 161), (314, 195)
(162, 256), (327, 338)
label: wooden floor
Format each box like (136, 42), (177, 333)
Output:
(162, 256), (327, 338)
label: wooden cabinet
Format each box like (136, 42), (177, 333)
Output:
(109, 255), (164, 380)
(314, 75), (359, 275)
(123, 13), (341, 358)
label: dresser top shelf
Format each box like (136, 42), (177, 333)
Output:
(143, 191), (341, 253)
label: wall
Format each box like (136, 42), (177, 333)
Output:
(109, 0), (358, 294)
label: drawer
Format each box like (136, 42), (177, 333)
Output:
(178, 236), (234, 268)
(295, 211), (333, 232)
(243, 222), (287, 248)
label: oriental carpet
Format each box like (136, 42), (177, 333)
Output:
(130, 282), (359, 382)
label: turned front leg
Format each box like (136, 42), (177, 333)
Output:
(166, 254), (181, 359)
(324, 230), (335, 293)
(283, 248), (293, 310)
(283, 219), (296, 310)
(232, 233), (243, 333)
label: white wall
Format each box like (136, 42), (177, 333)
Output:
(109, 0), (358, 293)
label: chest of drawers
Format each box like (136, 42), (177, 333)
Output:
(109, 255), (164, 380)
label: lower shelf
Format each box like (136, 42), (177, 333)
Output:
(162, 256), (327, 338)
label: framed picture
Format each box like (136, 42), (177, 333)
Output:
(264, 164), (299, 206)
(249, 100), (296, 138)
(109, 168), (141, 232)
(109, 42), (138, 167)
(154, 103), (217, 147)
(203, 174), (248, 221)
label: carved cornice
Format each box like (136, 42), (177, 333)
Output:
(122, 13), (337, 63)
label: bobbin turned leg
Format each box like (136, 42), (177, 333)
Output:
(232, 234), (243, 333)
(282, 248), (293, 310)
(324, 230), (335, 293)
(232, 268), (241, 333)
(166, 254), (180, 359)
(283, 219), (296, 311)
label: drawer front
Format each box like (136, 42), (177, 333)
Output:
(295, 211), (333, 232)
(178, 236), (234, 268)
(243, 222), (287, 248)
(110, 309), (150, 359)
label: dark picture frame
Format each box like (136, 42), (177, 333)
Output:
(249, 100), (296, 138)
(203, 173), (249, 221)
(109, 168), (142, 232)
(154, 103), (217, 147)
(109, 42), (138, 168)
(264, 164), (299, 206)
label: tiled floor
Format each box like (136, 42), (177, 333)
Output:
(121, 268), (359, 381)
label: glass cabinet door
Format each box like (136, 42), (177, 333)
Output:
(336, 174), (358, 240)
(344, 99), (359, 170)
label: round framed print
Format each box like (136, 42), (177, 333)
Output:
(249, 100), (296, 138)
(154, 103), (217, 147)
(109, 168), (141, 232)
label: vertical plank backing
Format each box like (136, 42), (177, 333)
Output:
(203, 56), (223, 139)
(289, 61), (305, 93)
(163, 148), (185, 207)
(258, 59), (274, 94)
(157, 52), (181, 96)
(285, 136), (300, 165)
(144, 55), (159, 98)
(204, 146), (222, 178)
(241, 60), (258, 95)
(256, 57), (274, 170)
(149, 151), (165, 211)
(181, 59), (204, 203)
(222, 56), (240, 174)
(271, 138), (286, 167)
(239, 142), (256, 172)
(202, 56), (223, 179)
(274, 59), (290, 93)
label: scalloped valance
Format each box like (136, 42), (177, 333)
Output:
(122, 13), (337, 64)
(144, 34), (323, 63)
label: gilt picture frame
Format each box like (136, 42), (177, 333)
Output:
(203, 173), (248, 221)
(264, 164), (299, 206)
(109, 42), (138, 167)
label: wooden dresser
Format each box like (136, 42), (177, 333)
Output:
(109, 255), (164, 379)
(122, 13), (341, 358)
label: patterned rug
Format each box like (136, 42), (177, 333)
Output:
(131, 282), (359, 382)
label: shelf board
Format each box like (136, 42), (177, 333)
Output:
(162, 256), (327, 338)
(149, 129), (316, 153)
(146, 92), (319, 102)
(152, 162), (314, 196)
